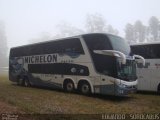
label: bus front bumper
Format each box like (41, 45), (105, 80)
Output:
(94, 83), (137, 96)
(115, 84), (137, 96)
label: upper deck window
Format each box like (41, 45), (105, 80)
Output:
(131, 44), (160, 59)
(107, 34), (131, 55)
(10, 38), (84, 57)
(83, 34), (112, 51)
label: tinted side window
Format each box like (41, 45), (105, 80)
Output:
(10, 46), (30, 57)
(131, 44), (160, 59)
(29, 44), (42, 55)
(28, 63), (89, 76)
(83, 34), (117, 77)
(83, 34), (112, 50)
(10, 38), (84, 57)
(32, 38), (84, 55)
(58, 38), (84, 54)
(153, 44), (160, 58)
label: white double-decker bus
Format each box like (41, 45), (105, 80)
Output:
(131, 42), (160, 93)
(9, 33), (144, 96)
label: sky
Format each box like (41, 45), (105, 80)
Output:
(0, 0), (160, 48)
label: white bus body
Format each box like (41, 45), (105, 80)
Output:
(131, 42), (160, 92)
(9, 33), (144, 96)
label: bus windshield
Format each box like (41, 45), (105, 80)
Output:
(83, 34), (136, 79)
(108, 34), (131, 55)
(117, 60), (137, 81)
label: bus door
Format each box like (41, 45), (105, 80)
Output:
(91, 76), (101, 94)
(100, 75), (115, 95)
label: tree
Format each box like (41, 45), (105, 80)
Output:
(125, 23), (135, 44)
(55, 22), (84, 38)
(30, 32), (52, 43)
(29, 22), (84, 44)
(106, 25), (119, 35)
(85, 13), (119, 35)
(29, 14), (120, 44)
(85, 13), (107, 33)
(134, 20), (146, 43)
(0, 21), (8, 67)
(149, 16), (160, 41)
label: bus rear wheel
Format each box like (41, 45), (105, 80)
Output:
(64, 80), (75, 92)
(79, 82), (91, 95)
(17, 77), (24, 86)
(24, 78), (31, 87)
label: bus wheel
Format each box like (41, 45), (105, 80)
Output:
(17, 77), (24, 86)
(64, 80), (75, 92)
(24, 78), (31, 87)
(79, 81), (91, 95)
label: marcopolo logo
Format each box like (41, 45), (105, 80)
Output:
(24, 54), (57, 64)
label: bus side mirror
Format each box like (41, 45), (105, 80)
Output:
(93, 50), (126, 64)
(133, 55), (145, 66)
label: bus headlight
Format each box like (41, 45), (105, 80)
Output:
(119, 84), (127, 88)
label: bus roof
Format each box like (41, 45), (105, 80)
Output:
(131, 41), (160, 46)
(10, 33), (119, 50)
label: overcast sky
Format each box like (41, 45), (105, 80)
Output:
(0, 0), (160, 48)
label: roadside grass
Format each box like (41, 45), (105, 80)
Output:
(0, 75), (160, 114)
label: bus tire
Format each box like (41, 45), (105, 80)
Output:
(63, 80), (75, 92)
(78, 81), (91, 95)
(17, 77), (24, 86)
(24, 77), (31, 87)
(158, 84), (160, 94)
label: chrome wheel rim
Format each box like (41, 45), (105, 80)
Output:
(81, 84), (89, 94)
(66, 83), (73, 92)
